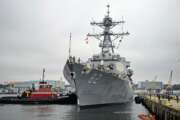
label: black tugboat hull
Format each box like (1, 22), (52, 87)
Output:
(0, 94), (77, 105)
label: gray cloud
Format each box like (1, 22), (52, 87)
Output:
(0, 0), (180, 84)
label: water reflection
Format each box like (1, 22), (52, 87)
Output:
(0, 102), (148, 120)
(71, 102), (149, 120)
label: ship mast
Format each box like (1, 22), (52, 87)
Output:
(42, 68), (45, 82)
(87, 5), (129, 55)
(69, 32), (72, 58)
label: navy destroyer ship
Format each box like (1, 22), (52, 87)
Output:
(63, 5), (133, 107)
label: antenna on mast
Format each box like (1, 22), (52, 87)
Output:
(107, 4), (110, 16)
(42, 68), (45, 82)
(87, 5), (129, 55)
(69, 33), (72, 58)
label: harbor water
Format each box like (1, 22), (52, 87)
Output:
(0, 101), (149, 120)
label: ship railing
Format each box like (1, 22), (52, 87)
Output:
(74, 57), (127, 78)
(93, 65), (121, 76)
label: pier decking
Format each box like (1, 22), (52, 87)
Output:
(138, 95), (180, 120)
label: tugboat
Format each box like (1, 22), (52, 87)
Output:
(0, 68), (77, 104)
(21, 68), (58, 101)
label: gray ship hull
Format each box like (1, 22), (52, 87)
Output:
(63, 62), (133, 107)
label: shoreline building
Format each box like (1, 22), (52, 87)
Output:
(137, 80), (163, 94)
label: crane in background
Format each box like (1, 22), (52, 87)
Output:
(166, 70), (173, 95)
(153, 75), (158, 81)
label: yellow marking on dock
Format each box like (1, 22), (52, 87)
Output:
(144, 96), (180, 112)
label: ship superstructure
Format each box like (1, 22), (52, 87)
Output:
(63, 5), (133, 106)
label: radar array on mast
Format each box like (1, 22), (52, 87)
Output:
(87, 5), (129, 54)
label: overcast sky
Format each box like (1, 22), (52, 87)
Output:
(0, 0), (180, 84)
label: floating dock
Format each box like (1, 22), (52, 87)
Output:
(136, 95), (180, 120)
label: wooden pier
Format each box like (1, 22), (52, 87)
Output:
(139, 95), (180, 120)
